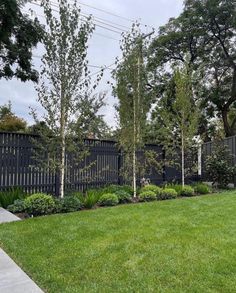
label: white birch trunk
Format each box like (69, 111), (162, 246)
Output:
(181, 129), (185, 187)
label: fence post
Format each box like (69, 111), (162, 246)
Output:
(55, 168), (60, 197)
(118, 149), (122, 185)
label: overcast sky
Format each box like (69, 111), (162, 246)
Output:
(0, 0), (183, 127)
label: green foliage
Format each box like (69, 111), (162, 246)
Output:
(7, 199), (26, 213)
(139, 190), (156, 202)
(0, 0), (42, 81)
(114, 190), (132, 203)
(166, 184), (183, 196)
(158, 189), (177, 200)
(33, 0), (105, 198)
(60, 196), (82, 213)
(25, 193), (55, 216)
(139, 184), (161, 196)
(149, 0), (236, 138)
(205, 143), (236, 188)
(112, 23), (153, 195)
(98, 193), (119, 206)
(193, 183), (210, 195)
(0, 187), (26, 208)
(0, 102), (27, 132)
(78, 190), (102, 209)
(103, 185), (133, 195)
(180, 186), (195, 197)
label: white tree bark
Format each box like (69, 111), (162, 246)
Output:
(181, 129), (185, 187)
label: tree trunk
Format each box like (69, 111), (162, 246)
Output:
(181, 129), (185, 187)
(60, 90), (66, 198)
(133, 147), (137, 198)
(222, 108), (232, 137)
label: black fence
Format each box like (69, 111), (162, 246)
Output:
(0, 132), (197, 195)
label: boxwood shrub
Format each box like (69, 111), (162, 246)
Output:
(25, 193), (55, 216)
(139, 184), (162, 196)
(60, 196), (82, 213)
(115, 190), (132, 203)
(180, 185), (195, 197)
(139, 190), (156, 202)
(157, 188), (177, 200)
(98, 193), (119, 206)
(7, 199), (26, 214)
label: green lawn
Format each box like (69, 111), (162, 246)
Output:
(1, 193), (236, 292)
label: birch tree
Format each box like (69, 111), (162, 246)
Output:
(174, 65), (199, 186)
(113, 24), (153, 197)
(34, 0), (104, 198)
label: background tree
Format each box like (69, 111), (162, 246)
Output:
(113, 24), (153, 197)
(0, 0), (42, 81)
(147, 65), (198, 186)
(0, 101), (27, 132)
(148, 0), (236, 138)
(34, 0), (104, 198)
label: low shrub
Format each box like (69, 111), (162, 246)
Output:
(98, 193), (119, 206)
(102, 185), (133, 196)
(193, 183), (210, 195)
(139, 190), (156, 202)
(115, 190), (132, 203)
(0, 187), (26, 208)
(139, 184), (162, 196)
(25, 193), (55, 216)
(157, 188), (177, 200)
(60, 196), (82, 213)
(7, 199), (26, 214)
(167, 184), (183, 196)
(180, 185), (195, 197)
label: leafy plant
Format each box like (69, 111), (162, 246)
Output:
(139, 191), (156, 202)
(79, 190), (102, 209)
(115, 190), (132, 203)
(0, 187), (26, 208)
(166, 184), (183, 196)
(193, 183), (210, 195)
(7, 199), (26, 214)
(139, 185), (162, 196)
(25, 193), (55, 216)
(205, 143), (236, 188)
(98, 193), (119, 206)
(60, 196), (82, 213)
(158, 189), (177, 200)
(180, 186), (195, 197)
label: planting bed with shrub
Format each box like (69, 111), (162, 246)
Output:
(4, 182), (214, 218)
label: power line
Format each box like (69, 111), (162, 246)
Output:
(77, 1), (153, 29)
(30, 1), (127, 35)
(32, 54), (115, 70)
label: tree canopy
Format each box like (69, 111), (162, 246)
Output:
(0, 0), (42, 81)
(148, 0), (236, 138)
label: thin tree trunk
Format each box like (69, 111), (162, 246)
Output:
(60, 89), (66, 198)
(133, 147), (137, 198)
(181, 129), (185, 187)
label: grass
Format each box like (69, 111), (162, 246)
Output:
(1, 192), (236, 292)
